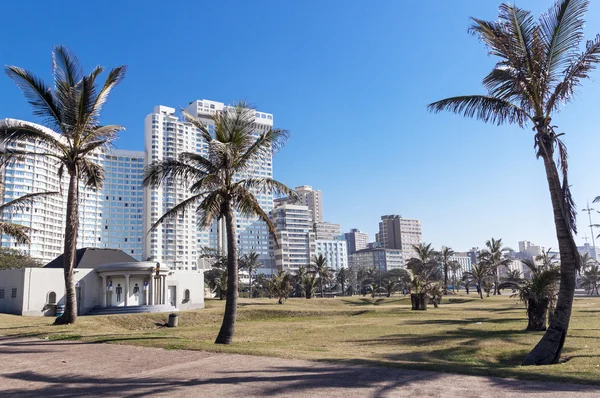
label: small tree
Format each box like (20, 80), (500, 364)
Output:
(302, 274), (317, 299)
(269, 270), (293, 304)
(240, 251), (261, 299)
(463, 263), (493, 300)
(310, 254), (333, 298)
(500, 259), (560, 331)
(336, 267), (349, 296)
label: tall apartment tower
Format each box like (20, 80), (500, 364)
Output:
(271, 203), (316, 272)
(143, 100), (275, 270)
(0, 119), (143, 263)
(344, 228), (369, 254)
(101, 150), (145, 260)
(294, 185), (322, 223)
(376, 215), (422, 261)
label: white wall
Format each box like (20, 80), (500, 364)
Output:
(167, 270), (205, 310)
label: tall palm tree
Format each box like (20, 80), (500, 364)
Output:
(536, 248), (560, 271)
(428, 0), (600, 365)
(440, 246), (455, 295)
(310, 254), (332, 298)
(463, 263), (493, 300)
(478, 238), (512, 295)
(240, 251), (261, 298)
(143, 101), (294, 344)
(1, 46), (127, 325)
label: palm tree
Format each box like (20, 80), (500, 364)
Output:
(478, 238), (512, 295)
(336, 267), (349, 296)
(440, 246), (455, 294)
(1, 46), (127, 325)
(310, 254), (333, 298)
(240, 251), (261, 298)
(383, 279), (399, 298)
(579, 252), (596, 272)
(463, 263), (493, 300)
(302, 273), (317, 299)
(448, 260), (463, 292)
(269, 270), (293, 304)
(428, 0), (600, 365)
(500, 259), (560, 331)
(580, 263), (599, 295)
(536, 248), (560, 271)
(143, 101), (294, 345)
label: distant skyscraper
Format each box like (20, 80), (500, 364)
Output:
(101, 150), (145, 260)
(344, 228), (369, 254)
(376, 215), (422, 261)
(271, 203), (315, 272)
(293, 185), (322, 223)
(143, 100), (275, 270)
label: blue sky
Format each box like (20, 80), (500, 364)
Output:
(1, 0), (600, 252)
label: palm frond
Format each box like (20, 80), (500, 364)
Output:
(181, 109), (212, 142)
(143, 159), (208, 188)
(232, 186), (280, 247)
(79, 158), (104, 190)
(546, 34), (600, 113)
(0, 119), (67, 156)
(238, 177), (295, 197)
(540, 0), (588, 84)
(0, 221), (31, 245)
(52, 45), (83, 87)
(556, 136), (577, 233)
(196, 191), (224, 229)
(148, 192), (206, 233)
(4, 66), (62, 129)
(427, 95), (530, 127)
(0, 191), (58, 212)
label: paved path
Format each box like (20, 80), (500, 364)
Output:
(0, 336), (598, 397)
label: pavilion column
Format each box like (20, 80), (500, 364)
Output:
(101, 276), (107, 308)
(147, 278), (153, 305)
(162, 275), (167, 305)
(155, 276), (160, 305)
(124, 274), (130, 307)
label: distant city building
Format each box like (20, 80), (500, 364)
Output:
(451, 252), (472, 278)
(344, 228), (369, 254)
(101, 150), (145, 260)
(293, 185), (323, 223)
(348, 248), (404, 272)
(368, 241), (384, 249)
(270, 203), (315, 272)
(467, 247), (479, 265)
(314, 222), (340, 240)
(518, 240), (546, 258)
(315, 239), (348, 270)
(375, 215), (422, 261)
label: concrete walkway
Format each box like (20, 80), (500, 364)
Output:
(0, 336), (598, 397)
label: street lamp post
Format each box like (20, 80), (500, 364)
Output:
(582, 202), (597, 259)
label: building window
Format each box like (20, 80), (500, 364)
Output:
(0, 289), (4, 299)
(183, 289), (190, 303)
(11, 288), (17, 298)
(47, 291), (57, 305)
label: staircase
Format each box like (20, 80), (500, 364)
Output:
(86, 304), (178, 316)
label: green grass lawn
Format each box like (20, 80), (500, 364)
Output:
(1, 294), (599, 384)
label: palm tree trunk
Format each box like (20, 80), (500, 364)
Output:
(215, 201), (239, 345)
(55, 171), (79, 325)
(320, 278), (324, 298)
(523, 136), (579, 365)
(478, 283), (483, 300)
(443, 263), (448, 295)
(248, 270), (252, 299)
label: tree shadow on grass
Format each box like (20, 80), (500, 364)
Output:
(341, 298), (409, 307)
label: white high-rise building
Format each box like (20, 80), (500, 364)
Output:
(144, 100), (275, 270)
(101, 150), (145, 260)
(376, 215), (422, 261)
(315, 239), (347, 271)
(314, 222), (340, 240)
(271, 203), (315, 272)
(0, 119), (138, 263)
